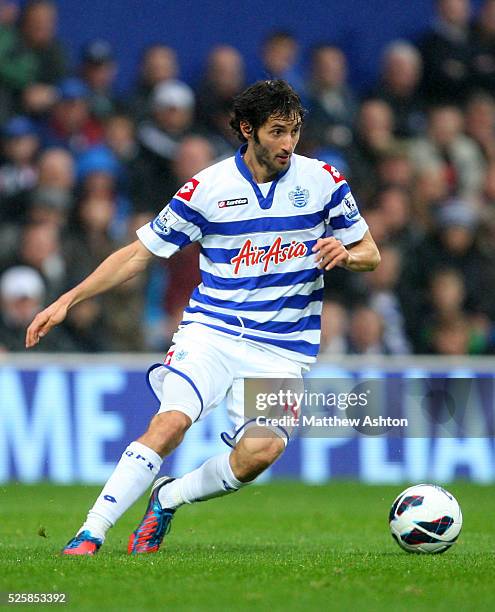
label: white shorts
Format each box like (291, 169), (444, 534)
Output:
(146, 323), (304, 446)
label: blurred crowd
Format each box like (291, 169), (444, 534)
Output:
(1, 0), (495, 356)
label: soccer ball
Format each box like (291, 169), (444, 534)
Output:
(389, 484), (462, 554)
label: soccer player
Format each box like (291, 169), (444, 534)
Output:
(26, 80), (380, 555)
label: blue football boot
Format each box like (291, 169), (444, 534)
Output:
(127, 477), (176, 554)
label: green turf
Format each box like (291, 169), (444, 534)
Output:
(0, 482), (494, 611)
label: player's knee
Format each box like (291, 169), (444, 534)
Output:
(142, 410), (192, 456)
(151, 410), (191, 438)
(232, 435), (286, 482)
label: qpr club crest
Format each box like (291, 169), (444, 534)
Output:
(288, 185), (309, 208)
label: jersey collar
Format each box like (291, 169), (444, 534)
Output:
(235, 143), (291, 210)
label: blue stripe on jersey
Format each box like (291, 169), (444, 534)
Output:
(329, 214), (359, 230)
(205, 212), (324, 236)
(181, 321), (320, 357)
(200, 267), (322, 290)
(169, 198), (208, 233)
(200, 238), (320, 264)
(184, 304), (321, 334)
(150, 223), (192, 248)
(191, 286), (324, 312)
(323, 183), (350, 216)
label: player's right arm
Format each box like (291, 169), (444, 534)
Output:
(25, 239), (153, 348)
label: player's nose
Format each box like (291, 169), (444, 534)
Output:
(280, 136), (293, 154)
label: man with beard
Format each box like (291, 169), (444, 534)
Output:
(26, 80), (380, 556)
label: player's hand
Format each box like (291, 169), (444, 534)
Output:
(312, 237), (351, 271)
(25, 299), (69, 348)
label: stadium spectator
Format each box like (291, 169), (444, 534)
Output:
(419, 0), (473, 104)
(480, 159), (495, 223)
(347, 306), (389, 355)
(0, 116), (39, 224)
(104, 113), (138, 166)
(429, 315), (472, 354)
(365, 245), (411, 354)
(18, 0), (68, 116)
(61, 191), (116, 351)
(346, 98), (396, 203)
(464, 91), (495, 162)
(101, 113), (146, 230)
(259, 31), (305, 95)
(195, 46), (245, 157)
(408, 105), (485, 201)
(411, 165), (450, 231)
(304, 44), (357, 151)
(372, 40), (426, 138)
(63, 188), (145, 352)
(375, 144), (414, 191)
(26, 186), (70, 229)
(37, 147), (75, 192)
(375, 186), (422, 254)
(319, 300), (349, 356)
(79, 39), (120, 120)
(400, 200), (495, 349)
(424, 268), (493, 354)
(470, 0), (495, 95)
(0, 264), (74, 351)
(19, 0), (68, 83)
(0, 0), (38, 124)
(129, 44), (178, 122)
(196, 45), (245, 127)
(75, 145), (130, 239)
(361, 206), (390, 246)
(134, 79), (195, 213)
(41, 77), (104, 155)
(3, 221), (68, 301)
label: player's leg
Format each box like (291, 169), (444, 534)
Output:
(127, 326), (296, 555)
(127, 333), (236, 553)
(157, 425), (285, 509)
(62, 373), (194, 556)
(127, 428), (285, 553)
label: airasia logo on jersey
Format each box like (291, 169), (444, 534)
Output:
(175, 178), (199, 202)
(230, 236), (308, 275)
(323, 163), (346, 184)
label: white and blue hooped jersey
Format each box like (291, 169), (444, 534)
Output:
(137, 144), (368, 363)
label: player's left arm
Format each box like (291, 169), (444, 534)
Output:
(312, 230), (380, 272)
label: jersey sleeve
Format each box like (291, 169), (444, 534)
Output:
(320, 164), (368, 246)
(136, 177), (208, 258)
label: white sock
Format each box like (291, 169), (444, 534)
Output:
(158, 451), (248, 509)
(79, 441), (162, 541)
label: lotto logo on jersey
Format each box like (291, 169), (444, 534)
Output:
(323, 163), (346, 184)
(175, 178), (199, 202)
(218, 197), (248, 208)
(230, 236), (308, 275)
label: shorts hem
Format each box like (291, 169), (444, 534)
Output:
(146, 363), (204, 422)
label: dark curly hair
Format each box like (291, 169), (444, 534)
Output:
(229, 79), (305, 142)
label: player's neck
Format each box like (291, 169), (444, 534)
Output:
(242, 148), (277, 184)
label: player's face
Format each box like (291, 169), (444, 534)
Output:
(251, 115), (301, 177)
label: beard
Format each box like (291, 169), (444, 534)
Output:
(251, 137), (287, 179)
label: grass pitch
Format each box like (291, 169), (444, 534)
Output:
(0, 482), (494, 611)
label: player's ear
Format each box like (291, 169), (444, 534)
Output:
(239, 121), (253, 140)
